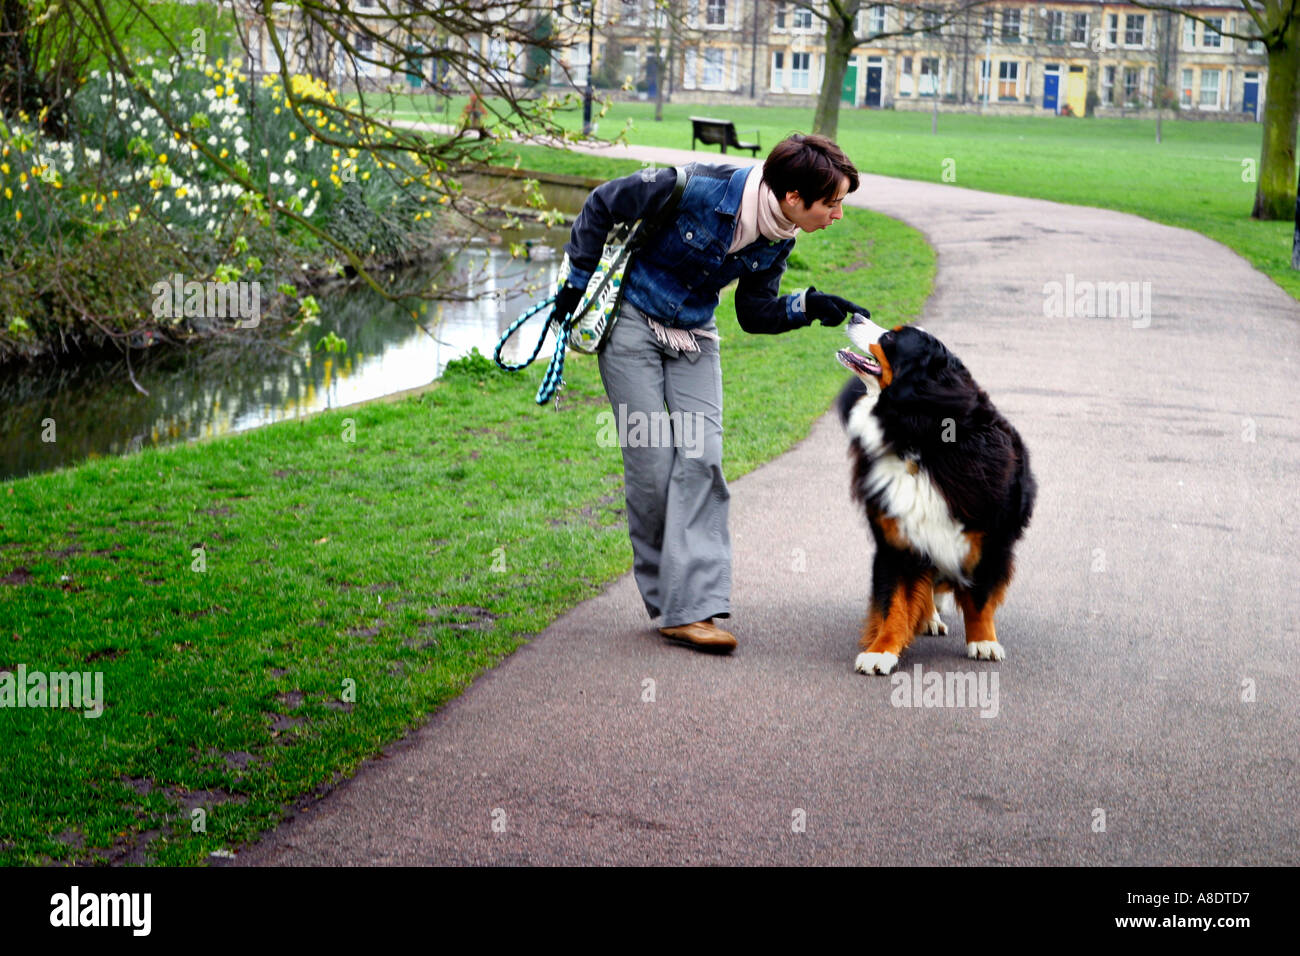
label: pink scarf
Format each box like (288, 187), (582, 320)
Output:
(728, 165), (799, 253)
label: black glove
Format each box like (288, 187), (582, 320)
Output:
(551, 282), (584, 326)
(804, 287), (870, 327)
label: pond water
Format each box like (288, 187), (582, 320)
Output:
(0, 231), (568, 481)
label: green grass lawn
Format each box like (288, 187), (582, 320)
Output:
(384, 92), (1300, 299)
(0, 203), (933, 864)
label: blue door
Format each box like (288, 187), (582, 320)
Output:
(1043, 70), (1060, 112)
(1243, 74), (1259, 118)
(865, 66), (882, 107)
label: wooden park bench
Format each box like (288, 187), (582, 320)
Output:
(689, 116), (761, 156)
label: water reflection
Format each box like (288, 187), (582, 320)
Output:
(0, 236), (565, 480)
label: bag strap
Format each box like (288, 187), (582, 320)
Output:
(628, 164), (689, 252)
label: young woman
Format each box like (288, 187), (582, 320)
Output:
(557, 134), (868, 653)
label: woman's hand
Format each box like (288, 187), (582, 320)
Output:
(550, 282), (584, 327)
(805, 287), (870, 327)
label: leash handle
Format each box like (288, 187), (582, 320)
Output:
(491, 283), (572, 406)
(493, 291), (557, 373)
(534, 314), (570, 406)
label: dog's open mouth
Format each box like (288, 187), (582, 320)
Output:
(837, 348), (881, 377)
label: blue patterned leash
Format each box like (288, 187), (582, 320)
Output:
(493, 282), (570, 406)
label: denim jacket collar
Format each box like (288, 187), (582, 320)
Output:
(714, 166), (753, 219)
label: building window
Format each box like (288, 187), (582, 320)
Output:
(1180, 68), (1193, 106)
(1072, 13), (1088, 44)
(706, 0), (725, 27)
(1245, 19), (1264, 53)
(920, 57), (939, 95)
(1183, 18), (1196, 50)
(922, 10), (942, 35)
(1123, 67), (1140, 104)
(621, 44), (639, 85)
(702, 46), (723, 86)
(771, 50), (784, 90)
(774, 2), (786, 30)
(790, 51), (810, 90)
(1103, 65), (1115, 104)
(1200, 68), (1220, 106)
(1107, 14), (1118, 46)
(356, 34), (377, 77)
(982, 10), (994, 40)
(899, 55), (913, 96)
(997, 61), (1019, 99)
(792, 7), (813, 30)
(1046, 11), (1065, 43)
(620, 0), (640, 25)
(978, 59), (990, 98)
(1124, 14), (1145, 46)
(870, 5), (885, 35)
(571, 42), (590, 86)
(1002, 9), (1021, 41)
(1204, 17), (1223, 48)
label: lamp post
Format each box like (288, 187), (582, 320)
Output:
(582, 0), (596, 135)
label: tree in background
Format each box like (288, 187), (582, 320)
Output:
(793, 1), (991, 141)
(1129, 0), (1298, 222)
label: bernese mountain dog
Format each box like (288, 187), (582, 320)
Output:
(835, 316), (1036, 676)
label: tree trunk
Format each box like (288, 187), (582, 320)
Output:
(1253, 23), (1300, 221)
(653, 22), (665, 121)
(812, 16), (856, 140)
(932, 75), (939, 134)
(1292, 175), (1300, 269)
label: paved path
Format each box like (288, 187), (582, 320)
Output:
(236, 143), (1300, 865)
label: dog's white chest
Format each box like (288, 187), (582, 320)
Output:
(847, 400), (971, 582)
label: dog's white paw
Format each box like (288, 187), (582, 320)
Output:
(966, 640), (1005, 661)
(854, 651), (899, 675)
(919, 611), (948, 636)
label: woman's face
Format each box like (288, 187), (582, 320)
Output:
(782, 174), (850, 232)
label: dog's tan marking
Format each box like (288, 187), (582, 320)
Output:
(862, 574), (933, 659)
(955, 577), (1011, 650)
(962, 531), (985, 577)
(874, 514), (912, 552)
(868, 343), (893, 389)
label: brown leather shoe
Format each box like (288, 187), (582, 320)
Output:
(658, 619), (737, 654)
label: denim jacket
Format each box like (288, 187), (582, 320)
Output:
(563, 163), (814, 333)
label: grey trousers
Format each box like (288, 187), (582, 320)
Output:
(597, 300), (731, 627)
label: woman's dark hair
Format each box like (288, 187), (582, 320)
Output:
(762, 133), (859, 207)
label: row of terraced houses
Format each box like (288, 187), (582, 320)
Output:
(555, 1), (1271, 118)
(236, 1), (1273, 120)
